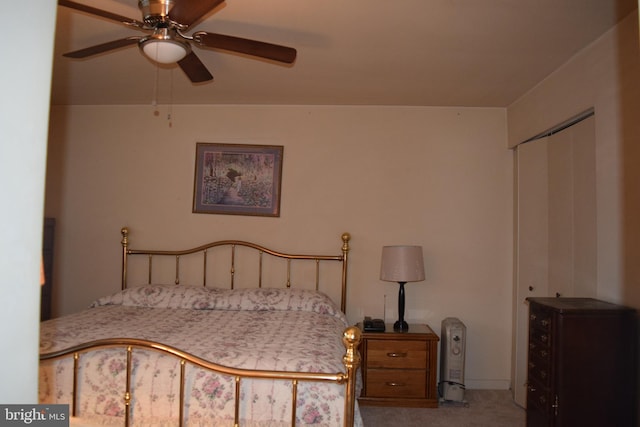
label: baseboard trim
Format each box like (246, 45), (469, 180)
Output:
(464, 379), (511, 390)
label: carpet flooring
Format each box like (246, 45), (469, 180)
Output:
(359, 389), (525, 427)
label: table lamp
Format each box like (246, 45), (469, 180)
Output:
(380, 245), (425, 331)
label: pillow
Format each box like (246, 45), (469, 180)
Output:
(91, 284), (343, 318)
(213, 287), (343, 318)
(90, 284), (224, 310)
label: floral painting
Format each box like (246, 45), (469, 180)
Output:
(193, 143), (283, 216)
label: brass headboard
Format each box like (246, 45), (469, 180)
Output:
(120, 228), (351, 312)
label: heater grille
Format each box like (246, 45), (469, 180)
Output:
(439, 317), (466, 402)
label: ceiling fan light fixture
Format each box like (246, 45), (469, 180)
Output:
(141, 38), (188, 63)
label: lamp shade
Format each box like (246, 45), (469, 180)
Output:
(380, 245), (425, 282)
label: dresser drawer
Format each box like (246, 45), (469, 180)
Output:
(366, 340), (427, 369)
(529, 328), (551, 346)
(526, 379), (551, 414)
(528, 341), (551, 361)
(528, 340), (551, 382)
(529, 308), (552, 332)
(528, 357), (551, 387)
(366, 368), (426, 398)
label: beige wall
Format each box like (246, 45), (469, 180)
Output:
(507, 11), (640, 309)
(46, 104), (513, 389)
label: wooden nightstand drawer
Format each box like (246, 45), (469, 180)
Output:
(366, 368), (426, 398)
(367, 340), (427, 369)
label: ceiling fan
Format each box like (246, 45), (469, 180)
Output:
(58, 0), (297, 83)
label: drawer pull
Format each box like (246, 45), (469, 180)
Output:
(385, 382), (406, 387)
(386, 352), (408, 358)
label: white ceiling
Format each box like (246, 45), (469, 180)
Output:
(51, 0), (638, 107)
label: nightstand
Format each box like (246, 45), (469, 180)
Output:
(357, 323), (439, 408)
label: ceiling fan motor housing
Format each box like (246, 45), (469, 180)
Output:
(137, 0), (190, 64)
(138, 0), (174, 27)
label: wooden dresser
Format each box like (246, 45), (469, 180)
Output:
(526, 298), (636, 427)
(358, 323), (439, 408)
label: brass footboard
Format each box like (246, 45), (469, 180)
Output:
(40, 326), (361, 427)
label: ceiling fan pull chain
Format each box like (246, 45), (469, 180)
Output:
(168, 69), (174, 128)
(152, 50), (160, 117)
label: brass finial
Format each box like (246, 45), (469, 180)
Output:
(342, 326), (361, 367)
(341, 232), (351, 252)
(121, 227), (129, 247)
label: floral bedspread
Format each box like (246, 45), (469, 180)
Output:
(39, 285), (363, 426)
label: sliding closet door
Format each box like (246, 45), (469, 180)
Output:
(512, 114), (596, 407)
(513, 136), (549, 407)
(569, 118), (597, 296)
(547, 118), (597, 297)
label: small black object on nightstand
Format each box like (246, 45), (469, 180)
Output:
(363, 316), (386, 332)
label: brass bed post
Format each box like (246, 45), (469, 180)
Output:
(258, 251), (263, 288)
(340, 233), (351, 313)
(234, 376), (241, 427)
(179, 360), (186, 427)
(342, 326), (361, 427)
(202, 249), (207, 287)
(72, 353), (79, 417)
(148, 255), (153, 284)
(291, 379), (299, 425)
(124, 346), (133, 427)
(175, 255), (180, 284)
(121, 227), (129, 291)
(230, 245), (236, 289)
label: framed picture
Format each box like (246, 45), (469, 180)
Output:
(193, 143), (284, 217)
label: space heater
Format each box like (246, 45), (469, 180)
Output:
(439, 317), (466, 402)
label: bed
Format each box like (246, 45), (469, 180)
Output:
(39, 227), (362, 427)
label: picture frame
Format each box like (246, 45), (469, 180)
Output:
(193, 143), (284, 217)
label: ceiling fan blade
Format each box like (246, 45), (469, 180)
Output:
(178, 51), (214, 83)
(169, 0), (225, 27)
(193, 32), (297, 64)
(63, 37), (141, 59)
(58, 0), (144, 28)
